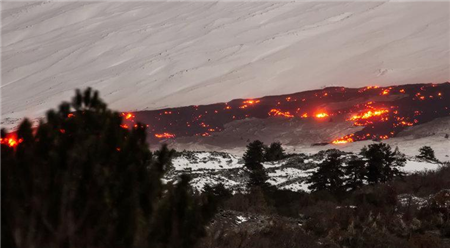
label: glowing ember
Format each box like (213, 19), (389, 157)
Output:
(243, 99), (260, 105)
(332, 134), (354, 144)
(359, 86), (380, 93)
(315, 112), (329, 118)
(122, 112), (135, 120)
(120, 124), (129, 129)
(350, 109), (389, 121)
(381, 89), (390, 95)
(154, 133), (176, 139)
(0, 136), (22, 148)
(268, 109), (294, 118)
(67, 113), (75, 118)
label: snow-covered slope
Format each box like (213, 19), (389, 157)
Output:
(167, 150), (445, 193)
(2, 1), (449, 128)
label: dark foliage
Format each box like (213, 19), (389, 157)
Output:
(361, 143), (406, 184)
(344, 156), (367, 191)
(210, 163), (450, 248)
(264, 142), (285, 162)
(417, 146), (437, 161)
(243, 140), (268, 188)
(1, 88), (221, 248)
(308, 152), (344, 193)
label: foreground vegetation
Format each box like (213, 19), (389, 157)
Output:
(199, 162), (450, 248)
(1, 89), (226, 248)
(2, 89), (449, 248)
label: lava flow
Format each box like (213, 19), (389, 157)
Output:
(0, 135), (22, 148)
(125, 82), (449, 145)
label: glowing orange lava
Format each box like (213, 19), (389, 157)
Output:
(349, 109), (389, 121)
(243, 99), (260, 105)
(268, 109), (294, 118)
(122, 112), (135, 120)
(359, 86), (380, 93)
(0, 135), (22, 148)
(154, 133), (176, 139)
(332, 134), (354, 144)
(315, 112), (329, 118)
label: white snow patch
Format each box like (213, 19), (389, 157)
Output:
(172, 152), (241, 171)
(402, 160), (442, 173)
(236, 215), (248, 224)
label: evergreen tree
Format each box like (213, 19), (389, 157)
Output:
(308, 152), (344, 193)
(344, 156), (367, 191)
(417, 146), (437, 161)
(1, 88), (220, 248)
(361, 143), (406, 184)
(243, 140), (268, 188)
(264, 142), (285, 162)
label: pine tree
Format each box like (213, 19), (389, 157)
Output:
(308, 152), (344, 193)
(344, 156), (367, 191)
(264, 142), (285, 162)
(243, 140), (268, 188)
(417, 146), (437, 161)
(1, 88), (220, 248)
(361, 143), (406, 184)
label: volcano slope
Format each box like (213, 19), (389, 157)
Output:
(121, 83), (450, 157)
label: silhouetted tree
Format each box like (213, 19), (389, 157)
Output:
(308, 152), (344, 193)
(264, 142), (285, 162)
(361, 143), (406, 184)
(1, 88), (220, 248)
(344, 156), (367, 191)
(243, 140), (268, 188)
(417, 146), (437, 161)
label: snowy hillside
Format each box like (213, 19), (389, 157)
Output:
(2, 1), (449, 128)
(167, 150), (444, 193)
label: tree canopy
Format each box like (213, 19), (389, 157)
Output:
(1, 88), (220, 248)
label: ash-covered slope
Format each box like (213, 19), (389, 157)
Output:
(2, 1), (449, 126)
(125, 83), (449, 151)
